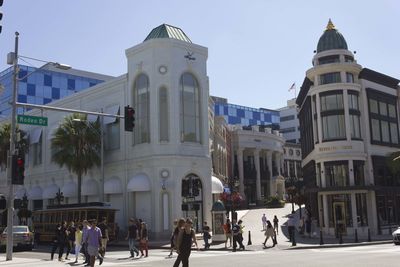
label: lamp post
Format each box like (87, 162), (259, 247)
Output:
(5, 32), (70, 260)
(73, 111), (104, 202)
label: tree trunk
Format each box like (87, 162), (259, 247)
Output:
(78, 173), (82, 204)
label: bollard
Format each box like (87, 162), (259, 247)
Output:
(319, 229), (324, 245)
(339, 232), (343, 244)
(247, 230), (252, 245)
(354, 229), (358, 243)
(389, 225), (392, 235)
(292, 230), (296, 246)
(367, 228), (371, 242)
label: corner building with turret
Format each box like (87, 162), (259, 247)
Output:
(297, 20), (400, 236)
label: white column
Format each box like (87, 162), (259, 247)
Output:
(267, 151), (273, 196)
(254, 149), (262, 202)
(322, 194), (329, 232)
(237, 148), (245, 195)
(316, 93), (323, 142)
(321, 162), (326, 187)
(351, 193), (358, 230)
(349, 160), (355, 186)
(343, 90), (351, 141)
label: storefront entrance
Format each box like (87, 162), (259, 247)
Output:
(333, 202), (346, 236)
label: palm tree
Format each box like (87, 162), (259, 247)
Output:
(51, 113), (101, 203)
(0, 122), (29, 169)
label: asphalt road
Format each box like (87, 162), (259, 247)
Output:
(1, 243), (399, 267)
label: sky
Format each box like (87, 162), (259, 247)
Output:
(0, 0), (399, 110)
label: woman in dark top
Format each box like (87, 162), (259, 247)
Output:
(50, 222), (67, 261)
(173, 218), (198, 267)
(139, 222), (149, 257)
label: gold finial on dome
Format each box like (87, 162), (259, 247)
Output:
(326, 19), (335, 31)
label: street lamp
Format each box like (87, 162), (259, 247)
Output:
(72, 113), (104, 202)
(5, 32), (70, 261)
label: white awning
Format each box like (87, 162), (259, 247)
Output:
(61, 181), (77, 198)
(42, 184), (59, 199)
(82, 179), (99, 196)
(15, 187), (26, 199)
(104, 177), (123, 194)
(27, 186), (43, 200)
(30, 128), (42, 144)
(103, 105), (120, 125)
(127, 174), (150, 192)
(212, 176), (224, 194)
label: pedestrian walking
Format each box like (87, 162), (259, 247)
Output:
(238, 220), (245, 245)
(74, 224), (83, 264)
(168, 219), (179, 257)
(273, 215), (279, 235)
(262, 214), (267, 231)
(202, 221), (211, 250)
(114, 223), (120, 243)
(50, 222), (67, 261)
(173, 218), (198, 267)
(232, 219), (245, 252)
(126, 218), (140, 258)
(263, 221), (276, 247)
(139, 222), (149, 257)
(305, 207), (312, 238)
(223, 218), (232, 248)
(97, 217), (109, 256)
(82, 220), (91, 265)
(85, 219), (103, 267)
(65, 221), (76, 260)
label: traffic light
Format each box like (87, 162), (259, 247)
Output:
(182, 179), (189, 197)
(11, 154), (25, 185)
(124, 105), (135, 132)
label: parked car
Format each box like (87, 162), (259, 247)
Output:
(0, 226), (34, 250)
(392, 227), (400, 245)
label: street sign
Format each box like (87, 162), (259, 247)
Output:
(17, 115), (48, 126)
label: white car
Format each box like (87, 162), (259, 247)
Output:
(392, 227), (400, 245)
(0, 226), (34, 250)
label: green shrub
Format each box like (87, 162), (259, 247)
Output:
(265, 196), (285, 208)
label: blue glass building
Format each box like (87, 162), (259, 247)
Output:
(0, 64), (113, 116)
(212, 96), (280, 129)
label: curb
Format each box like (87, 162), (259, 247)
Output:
(285, 240), (393, 250)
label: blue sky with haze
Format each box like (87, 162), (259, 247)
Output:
(1, 0), (398, 109)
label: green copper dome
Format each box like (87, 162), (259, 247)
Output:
(144, 24), (192, 43)
(317, 19), (348, 53)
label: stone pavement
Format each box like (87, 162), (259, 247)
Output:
(107, 204), (392, 251)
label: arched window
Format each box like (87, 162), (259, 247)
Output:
(159, 87), (169, 142)
(134, 74), (150, 144)
(180, 73), (200, 143)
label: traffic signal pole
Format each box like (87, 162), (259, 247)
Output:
(6, 31), (19, 261)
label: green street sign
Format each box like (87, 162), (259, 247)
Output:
(17, 115), (48, 126)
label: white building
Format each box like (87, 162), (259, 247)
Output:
(0, 24), (216, 237)
(278, 98), (300, 144)
(297, 20), (400, 236)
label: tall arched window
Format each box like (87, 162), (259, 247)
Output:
(159, 87), (169, 142)
(180, 73), (200, 143)
(134, 74), (150, 144)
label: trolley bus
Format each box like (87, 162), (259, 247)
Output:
(32, 202), (118, 243)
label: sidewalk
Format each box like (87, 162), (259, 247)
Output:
(108, 204), (392, 251)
